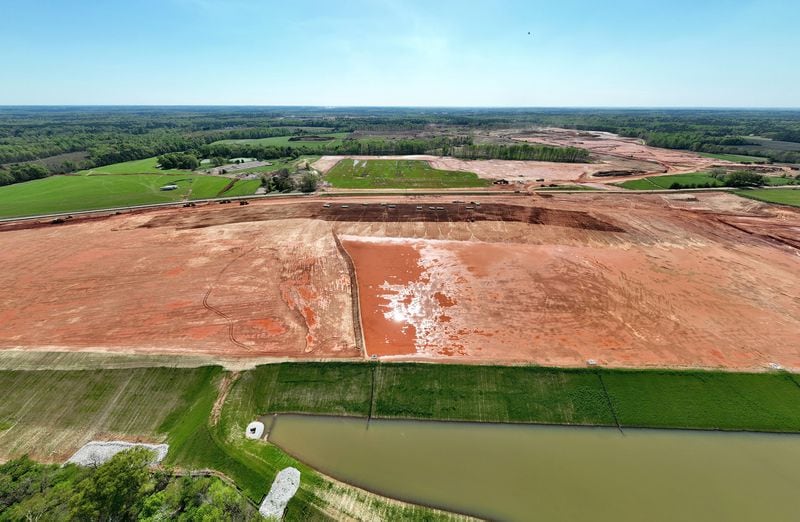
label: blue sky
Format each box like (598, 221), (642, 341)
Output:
(2, 0), (798, 106)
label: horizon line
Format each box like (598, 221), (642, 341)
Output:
(1, 104), (800, 111)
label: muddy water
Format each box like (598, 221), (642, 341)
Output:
(269, 415), (800, 521)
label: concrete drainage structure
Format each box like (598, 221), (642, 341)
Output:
(66, 441), (168, 467)
(259, 467), (301, 519)
(246, 421), (265, 440)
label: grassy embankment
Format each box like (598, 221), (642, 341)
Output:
(616, 172), (794, 190)
(0, 365), (462, 520)
(0, 156), (262, 218)
(734, 188), (800, 207)
(2, 362), (799, 519)
(697, 152), (770, 163)
(326, 159), (490, 189)
(234, 363), (800, 431)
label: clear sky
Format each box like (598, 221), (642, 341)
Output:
(2, 0), (798, 107)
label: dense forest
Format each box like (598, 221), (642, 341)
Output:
(1, 107), (799, 184)
(0, 449), (258, 521)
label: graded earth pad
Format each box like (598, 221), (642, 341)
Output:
(1, 194), (799, 370)
(330, 195), (800, 370)
(0, 204), (357, 359)
(313, 154), (626, 187)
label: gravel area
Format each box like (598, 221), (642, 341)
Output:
(66, 441), (168, 467)
(259, 467), (301, 519)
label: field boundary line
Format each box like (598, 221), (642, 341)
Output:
(596, 372), (624, 435)
(367, 364), (377, 428)
(786, 373), (800, 391)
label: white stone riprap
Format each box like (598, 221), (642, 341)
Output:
(66, 441), (168, 467)
(259, 467), (301, 519)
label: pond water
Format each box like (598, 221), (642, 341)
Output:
(268, 414), (800, 521)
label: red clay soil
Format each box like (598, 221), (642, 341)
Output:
(0, 207), (357, 359)
(336, 193), (800, 370)
(2, 193), (799, 371)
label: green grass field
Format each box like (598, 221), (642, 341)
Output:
(326, 159), (489, 189)
(617, 172), (793, 190)
(734, 188), (800, 207)
(617, 173), (723, 190)
(79, 156), (190, 175)
(0, 174), (260, 218)
(698, 152), (770, 164)
(212, 133), (349, 148)
(604, 370), (800, 431)
(0, 367), (220, 461)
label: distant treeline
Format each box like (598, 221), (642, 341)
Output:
(201, 136), (473, 160)
(452, 143), (590, 162)
(620, 130), (800, 163)
(201, 136), (587, 163)
(2, 107), (799, 185)
(0, 163), (49, 186)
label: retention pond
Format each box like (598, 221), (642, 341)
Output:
(268, 414), (800, 521)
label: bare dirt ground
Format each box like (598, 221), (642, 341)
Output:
(330, 194), (800, 371)
(313, 154), (645, 187)
(515, 128), (729, 173)
(1, 193), (798, 370)
(0, 205), (357, 359)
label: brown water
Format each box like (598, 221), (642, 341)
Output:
(268, 415), (800, 521)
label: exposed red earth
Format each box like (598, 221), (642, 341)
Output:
(1, 193), (798, 371)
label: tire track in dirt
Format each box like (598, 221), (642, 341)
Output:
(202, 247), (258, 351)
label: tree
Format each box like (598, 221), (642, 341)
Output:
(8, 163), (49, 183)
(724, 171), (766, 187)
(299, 172), (318, 193)
(70, 448), (154, 521)
(267, 168), (295, 192)
(211, 156), (227, 167)
(157, 153), (199, 170)
(61, 160), (77, 173)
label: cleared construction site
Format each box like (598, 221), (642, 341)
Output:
(1, 192), (798, 371)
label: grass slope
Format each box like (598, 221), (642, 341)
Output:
(698, 152), (769, 163)
(734, 188), (800, 207)
(326, 159), (489, 189)
(79, 156), (190, 175)
(0, 367), (221, 461)
(617, 172), (793, 190)
(605, 370), (800, 431)
(0, 174), (250, 218)
(229, 363), (800, 432)
(375, 364), (613, 424)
